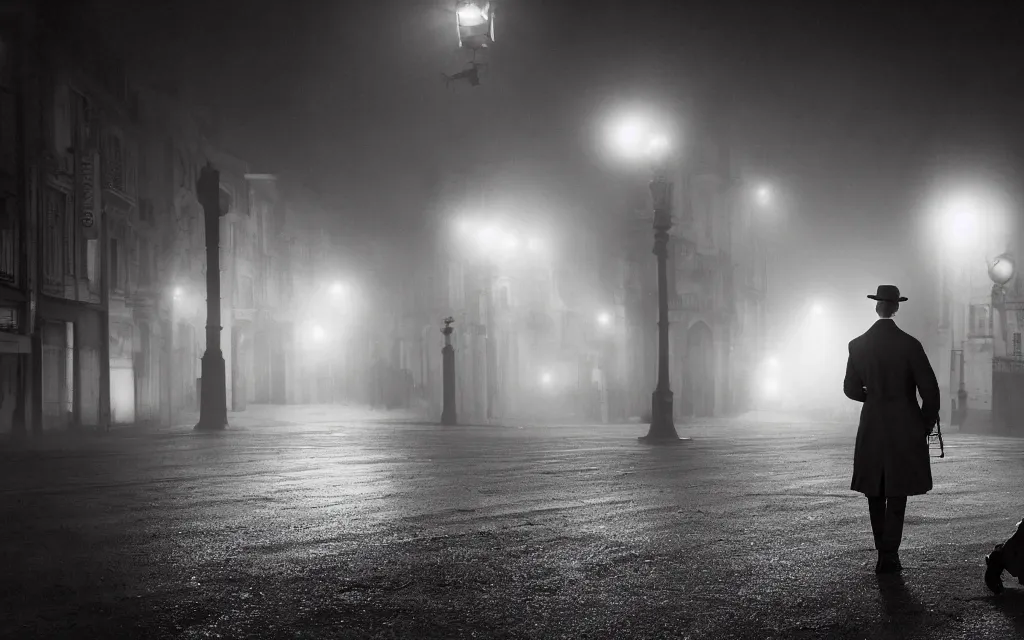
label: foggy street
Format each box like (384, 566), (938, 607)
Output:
(2, 409), (1022, 639)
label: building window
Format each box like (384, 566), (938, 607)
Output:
(0, 34), (15, 178)
(0, 197), (15, 283)
(1014, 332), (1022, 357)
(968, 304), (991, 338)
(111, 238), (122, 292)
(102, 130), (125, 192)
(64, 194), (75, 275)
(139, 238), (152, 286)
(86, 238), (98, 289)
(43, 187), (68, 287)
(0, 305), (18, 332)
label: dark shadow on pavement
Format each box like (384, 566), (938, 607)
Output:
(991, 588), (1024, 636)
(876, 572), (926, 632)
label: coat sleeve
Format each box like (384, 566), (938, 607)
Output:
(911, 340), (941, 425)
(843, 343), (867, 402)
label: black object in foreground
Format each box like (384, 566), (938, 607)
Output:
(985, 516), (1024, 595)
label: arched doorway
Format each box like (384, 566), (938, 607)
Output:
(686, 321), (715, 417)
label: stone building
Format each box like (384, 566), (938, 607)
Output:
(0, 4), (33, 434)
(0, 2), (346, 434)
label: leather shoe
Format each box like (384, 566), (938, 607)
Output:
(875, 551), (902, 574)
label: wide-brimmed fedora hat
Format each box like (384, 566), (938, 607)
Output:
(867, 284), (908, 302)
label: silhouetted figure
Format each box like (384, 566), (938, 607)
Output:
(985, 517), (1024, 594)
(843, 285), (940, 574)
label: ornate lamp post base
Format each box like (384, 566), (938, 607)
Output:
(195, 350), (228, 431)
(638, 389), (689, 442)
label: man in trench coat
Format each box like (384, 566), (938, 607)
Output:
(843, 285), (940, 574)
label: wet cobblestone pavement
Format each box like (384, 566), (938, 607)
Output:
(1, 406), (1022, 639)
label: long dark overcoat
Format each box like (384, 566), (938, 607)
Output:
(843, 319), (940, 497)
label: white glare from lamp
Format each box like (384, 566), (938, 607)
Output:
(311, 325), (326, 343)
(597, 311), (612, 327)
(457, 3), (487, 25)
(646, 135), (670, 158)
(502, 232), (520, 251)
(811, 303), (824, 316)
(172, 286), (184, 301)
(756, 184), (772, 207)
(540, 371), (553, 386)
(610, 116), (647, 159)
(329, 282), (346, 296)
(476, 225), (499, 248)
(766, 355), (780, 370)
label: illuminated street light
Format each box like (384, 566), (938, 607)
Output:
(607, 112), (672, 162)
(766, 355), (780, 370)
(329, 282), (346, 296)
(457, 2), (487, 25)
(540, 371), (553, 386)
(989, 253), (1016, 286)
(755, 184), (772, 207)
(811, 303), (824, 316)
(597, 311), (612, 327)
(172, 286), (184, 301)
(311, 325), (326, 343)
(606, 109), (683, 443)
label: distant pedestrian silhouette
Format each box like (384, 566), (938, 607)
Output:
(843, 285), (940, 574)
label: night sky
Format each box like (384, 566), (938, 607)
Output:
(86, 0), (1024, 332)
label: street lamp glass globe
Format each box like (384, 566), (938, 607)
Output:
(329, 282), (345, 296)
(172, 286), (184, 299)
(312, 325), (326, 342)
(540, 371), (553, 385)
(597, 311), (612, 326)
(756, 185), (772, 206)
(457, 3), (486, 24)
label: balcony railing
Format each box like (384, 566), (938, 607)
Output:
(994, 356), (1024, 374)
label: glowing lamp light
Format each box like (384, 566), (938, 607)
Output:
(597, 311), (612, 327)
(766, 356), (780, 370)
(172, 286), (184, 300)
(457, 2), (487, 25)
(329, 282), (346, 296)
(311, 325), (326, 342)
(811, 303), (824, 316)
(607, 112), (671, 162)
(540, 371), (553, 386)
(647, 135), (670, 157)
(756, 184), (772, 207)
(989, 254), (1016, 286)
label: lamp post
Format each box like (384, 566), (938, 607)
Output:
(195, 164), (228, 431)
(641, 168), (684, 442)
(606, 111), (685, 442)
(441, 316), (457, 425)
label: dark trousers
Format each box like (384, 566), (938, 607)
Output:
(867, 474), (907, 553)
